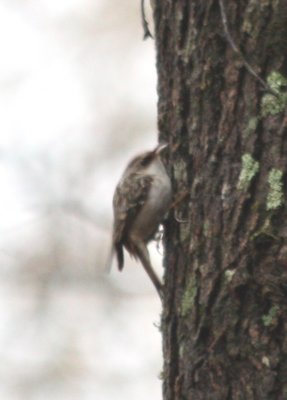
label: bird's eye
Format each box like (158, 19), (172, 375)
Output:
(140, 154), (153, 167)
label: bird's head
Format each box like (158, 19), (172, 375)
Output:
(125, 143), (168, 173)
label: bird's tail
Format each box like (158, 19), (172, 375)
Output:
(115, 243), (124, 271)
(104, 243), (124, 273)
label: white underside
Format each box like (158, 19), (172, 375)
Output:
(130, 159), (172, 242)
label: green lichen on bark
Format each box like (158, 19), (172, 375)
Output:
(242, 0), (273, 35)
(267, 71), (287, 92)
(173, 159), (187, 182)
(262, 305), (280, 327)
(224, 269), (236, 282)
(261, 71), (287, 117)
(181, 276), (197, 317)
(266, 168), (284, 210)
(244, 116), (259, 137)
(203, 221), (210, 237)
(238, 153), (259, 190)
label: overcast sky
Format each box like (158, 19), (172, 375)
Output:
(0, 2), (163, 399)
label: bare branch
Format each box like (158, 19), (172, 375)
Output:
(218, 0), (279, 98)
(141, 0), (153, 40)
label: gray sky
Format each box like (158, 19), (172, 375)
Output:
(0, 1), (163, 399)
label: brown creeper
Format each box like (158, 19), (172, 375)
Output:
(109, 143), (172, 299)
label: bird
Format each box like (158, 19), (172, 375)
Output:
(108, 143), (172, 300)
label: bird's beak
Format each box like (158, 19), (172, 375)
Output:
(154, 142), (168, 155)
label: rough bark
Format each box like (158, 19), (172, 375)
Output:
(154, 1), (287, 399)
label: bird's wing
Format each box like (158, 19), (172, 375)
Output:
(112, 173), (153, 246)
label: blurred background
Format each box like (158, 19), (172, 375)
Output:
(0, 1), (163, 399)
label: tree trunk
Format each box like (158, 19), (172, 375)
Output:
(154, 1), (287, 399)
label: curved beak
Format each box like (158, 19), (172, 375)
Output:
(154, 142), (168, 155)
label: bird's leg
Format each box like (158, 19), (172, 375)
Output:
(170, 190), (189, 223)
(170, 190), (189, 209)
(132, 238), (163, 301)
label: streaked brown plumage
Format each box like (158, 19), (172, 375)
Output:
(108, 143), (172, 299)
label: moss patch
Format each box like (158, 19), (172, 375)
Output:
(224, 269), (236, 282)
(238, 153), (259, 190)
(267, 71), (287, 92)
(244, 116), (259, 137)
(262, 305), (280, 327)
(261, 71), (287, 117)
(266, 168), (284, 210)
(181, 276), (197, 317)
